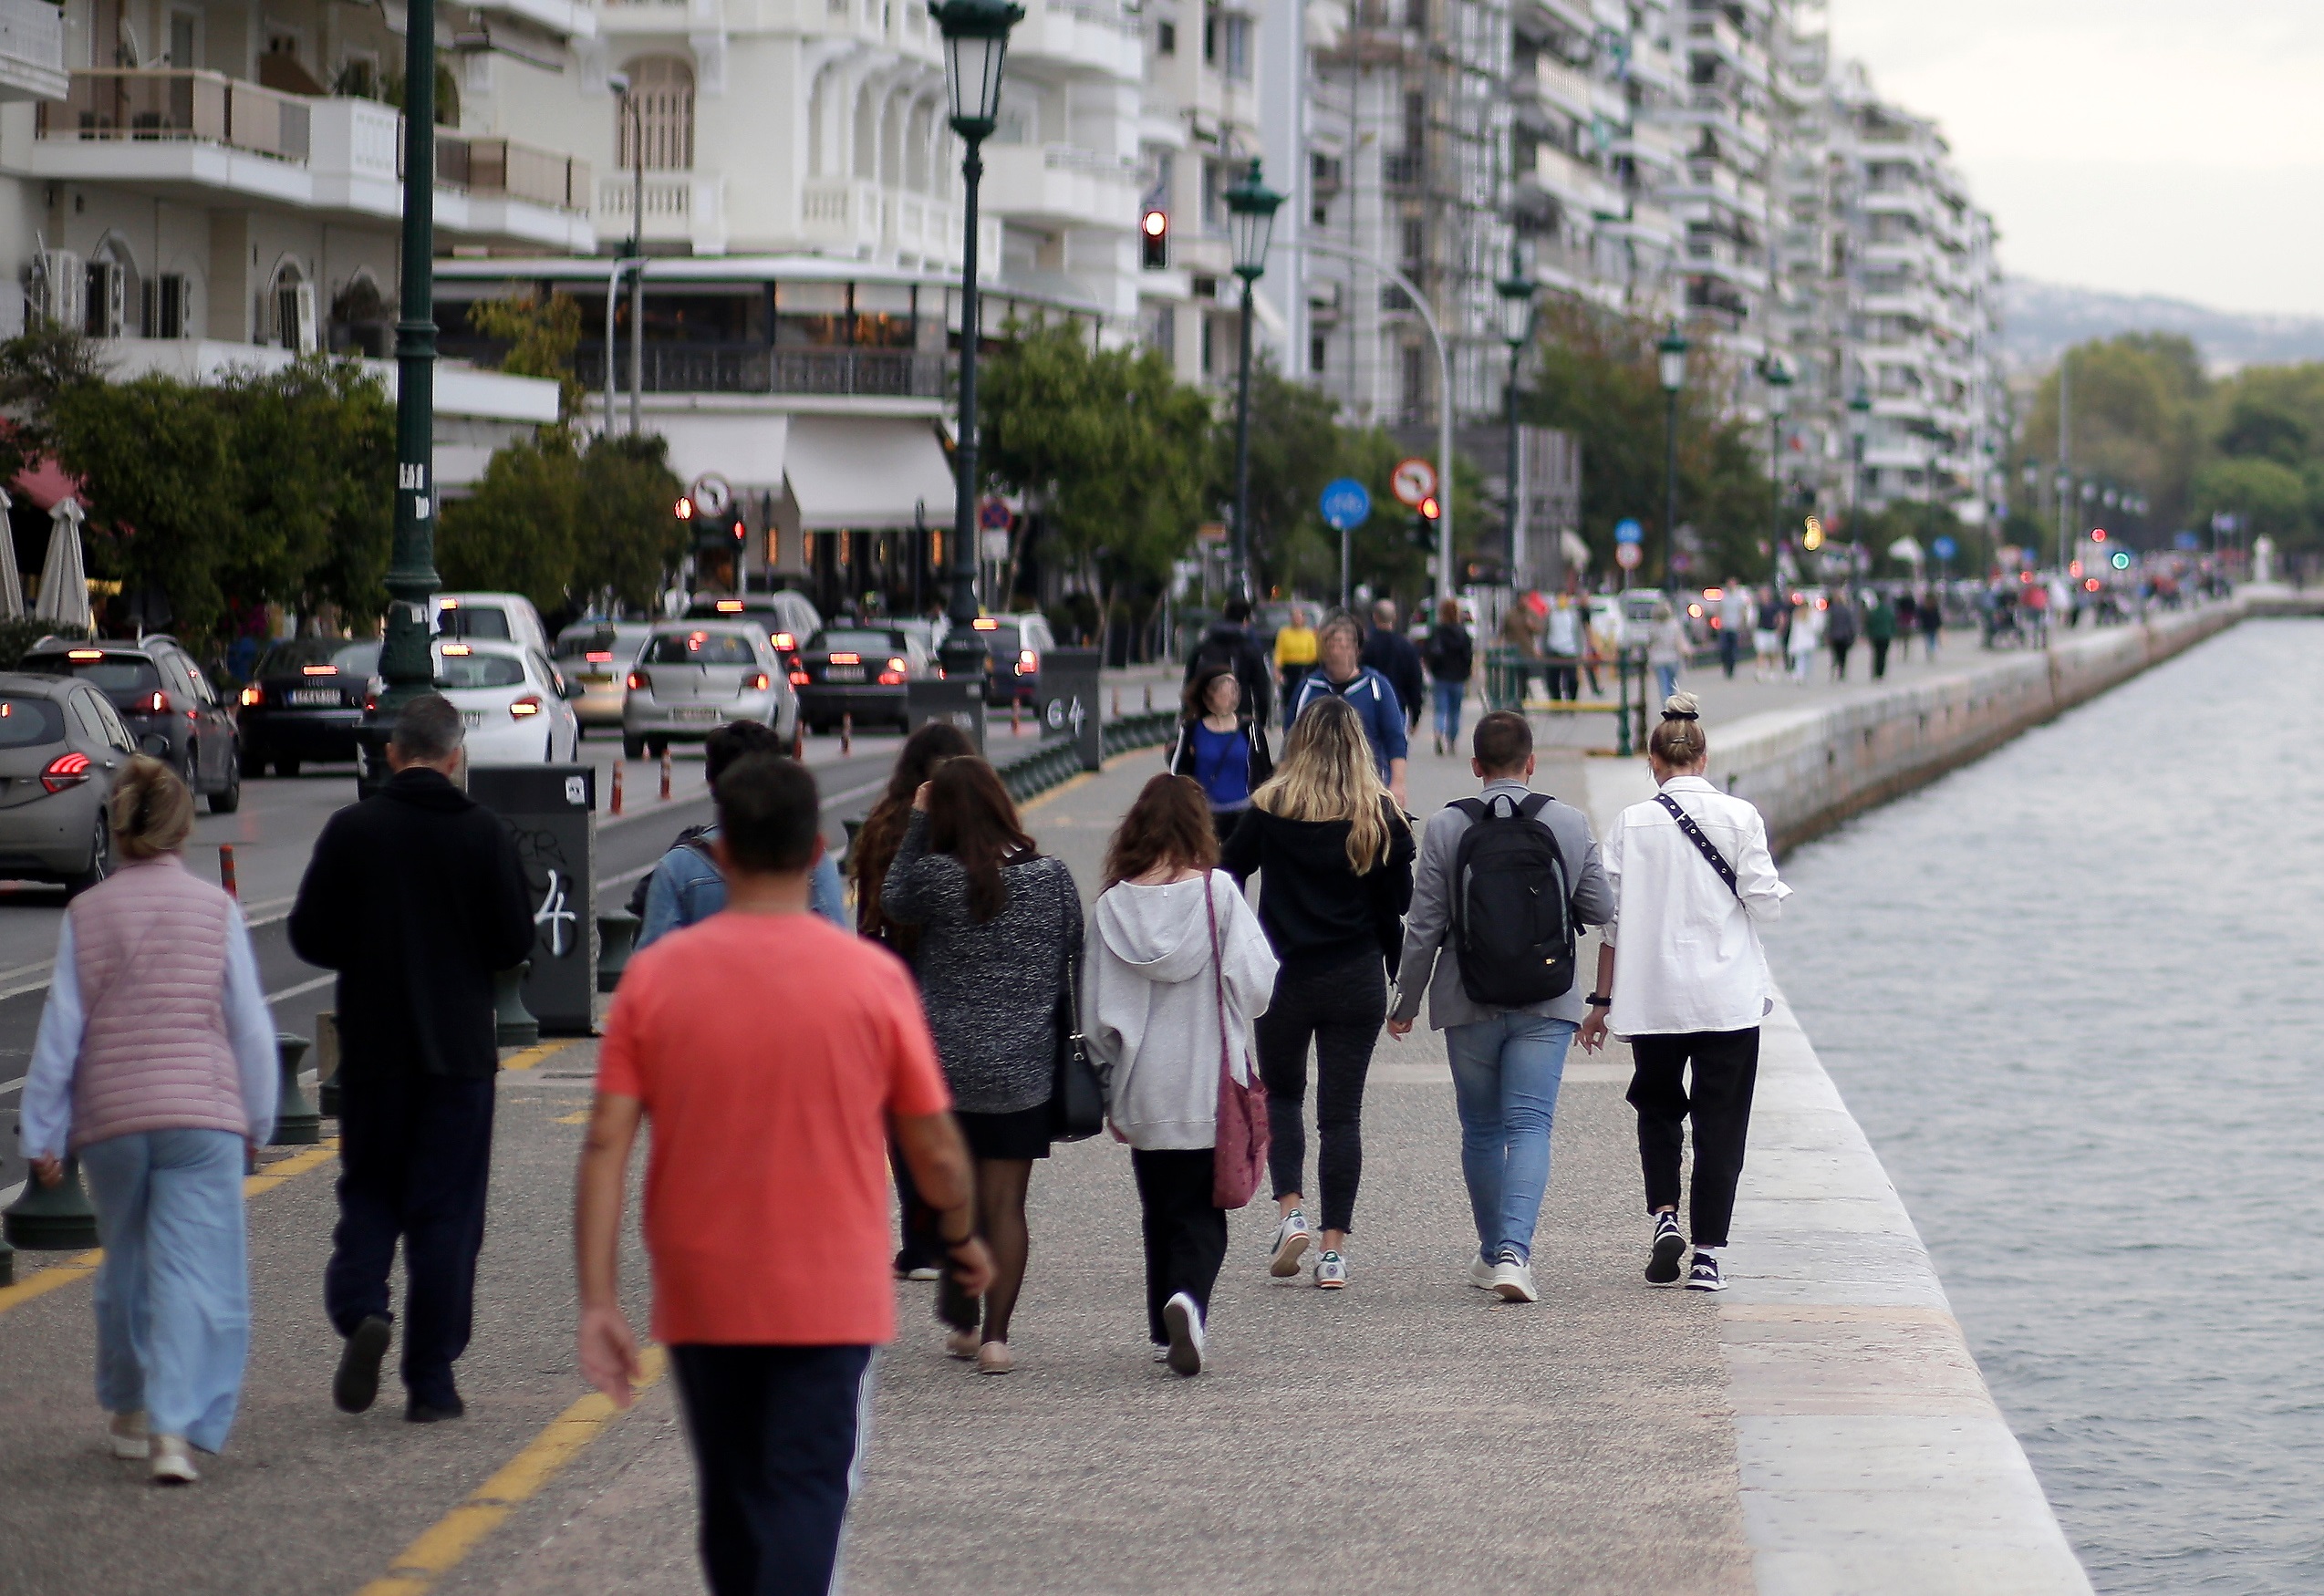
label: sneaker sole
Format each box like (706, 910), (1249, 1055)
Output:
(1493, 1279), (1538, 1303)
(1269, 1231), (1311, 1278)
(1162, 1299), (1203, 1376)
(1314, 1274), (1346, 1290)
(333, 1316), (392, 1414)
(1645, 1231), (1686, 1286)
(1686, 1276), (1729, 1293)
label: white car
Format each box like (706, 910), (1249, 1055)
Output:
(433, 638), (583, 764)
(433, 592), (552, 657)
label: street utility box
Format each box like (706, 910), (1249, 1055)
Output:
(1036, 648), (1104, 772)
(908, 677), (986, 753)
(469, 764), (597, 1036)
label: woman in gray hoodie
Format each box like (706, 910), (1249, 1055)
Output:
(1085, 775), (1277, 1375)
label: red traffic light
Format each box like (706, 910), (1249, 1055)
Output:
(675, 497), (694, 520)
(1418, 496), (1440, 520)
(1141, 209), (1169, 269)
(1142, 210), (1167, 238)
(2091, 527), (2106, 542)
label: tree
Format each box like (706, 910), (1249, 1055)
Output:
(48, 374), (237, 636)
(1204, 358), (1341, 595)
(0, 326), (103, 488)
(2017, 335), (2205, 544)
(573, 434), (687, 610)
(2188, 456), (2306, 544)
(469, 290), (587, 424)
(214, 358), (394, 622)
(437, 431), (584, 607)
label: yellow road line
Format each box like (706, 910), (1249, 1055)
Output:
(0, 1138), (341, 1317)
(358, 1346), (669, 1596)
(501, 1039), (580, 1073)
(554, 1110), (589, 1125)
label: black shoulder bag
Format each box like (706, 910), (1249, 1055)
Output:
(1048, 865), (1105, 1142)
(1654, 792), (1739, 897)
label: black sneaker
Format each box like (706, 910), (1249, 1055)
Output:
(1645, 1214), (1686, 1285)
(405, 1394), (467, 1424)
(1685, 1252), (1727, 1292)
(333, 1315), (392, 1414)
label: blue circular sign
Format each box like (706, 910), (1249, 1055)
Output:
(1931, 535), (1958, 561)
(1613, 518), (1644, 544)
(1320, 477), (1372, 531)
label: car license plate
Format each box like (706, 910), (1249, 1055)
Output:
(823, 667), (864, 682)
(461, 710), (484, 729)
(582, 673), (610, 685)
(671, 707), (717, 723)
(288, 689), (340, 706)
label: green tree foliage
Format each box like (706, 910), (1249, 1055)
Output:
(469, 291), (587, 423)
(575, 434), (689, 610)
(214, 358), (394, 620)
(2188, 455), (2307, 542)
(438, 432), (684, 613)
(49, 375), (237, 635)
(1205, 358), (1340, 593)
(2018, 335), (2206, 539)
(0, 327), (103, 487)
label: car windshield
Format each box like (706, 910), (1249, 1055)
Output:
(644, 632), (758, 666)
(261, 640), (378, 676)
(24, 653), (163, 700)
(0, 696), (65, 747)
(811, 630), (905, 654)
(555, 628), (634, 661)
(433, 651), (527, 689)
(438, 606), (513, 640)
(976, 625), (1023, 651)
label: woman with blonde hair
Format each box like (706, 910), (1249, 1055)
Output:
(1221, 696), (1414, 1289)
(18, 757), (278, 1483)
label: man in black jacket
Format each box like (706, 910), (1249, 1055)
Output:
(291, 694), (534, 1424)
(1361, 599), (1428, 736)
(1182, 596), (1275, 731)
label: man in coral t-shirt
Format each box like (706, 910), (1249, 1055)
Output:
(575, 753), (991, 1596)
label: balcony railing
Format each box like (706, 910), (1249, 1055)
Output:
(40, 68), (310, 161)
(0, 0), (66, 95)
(576, 344), (952, 399)
(1381, 149), (1424, 187)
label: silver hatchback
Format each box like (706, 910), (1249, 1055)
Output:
(622, 622), (798, 758)
(0, 671), (135, 894)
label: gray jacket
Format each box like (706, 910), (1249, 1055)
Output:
(1390, 779), (1613, 1030)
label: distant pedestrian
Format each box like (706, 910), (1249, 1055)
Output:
(1717, 579), (1750, 679)
(576, 752), (993, 1596)
(1185, 596), (1276, 731)
(1580, 693), (1790, 1293)
(1289, 610), (1410, 807)
(1753, 586), (1787, 681)
(1543, 596), (1582, 701)
(18, 758), (278, 1484)
(1865, 588), (1896, 679)
(1644, 597), (1685, 704)
(290, 695), (534, 1425)
(1222, 697), (1415, 1290)
(1502, 597), (1548, 703)
(1273, 603), (1319, 702)
(635, 720), (845, 950)
(1422, 597), (1474, 756)
(1085, 774), (1278, 1374)
(881, 755), (1083, 1373)
(1167, 662), (1273, 844)
(1920, 586), (1945, 657)
(1826, 589), (1859, 679)
(1361, 598), (1428, 738)
(1385, 712), (1610, 1302)
(848, 719), (978, 1283)
(1893, 590), (1919, 659)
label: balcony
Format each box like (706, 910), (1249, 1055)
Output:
(1381, 149), (1424, 188)
(1010, 0), (1142, 82)
(800, 177), (884, 254)
(1524, 144), (1616, 212)
(597, 170), (727, 253)
(26, 71), (592, 247)
(575, 343), (952, 400)
(980, 142), (1138, 232)
(1528, 56), (1600, 121)
(0, 0), (67, 104)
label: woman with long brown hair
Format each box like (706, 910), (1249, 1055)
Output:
(1220, 695), (1414, 1290)
(1086, 775), (1276, 1374)
(883, 755), (1082, 1373)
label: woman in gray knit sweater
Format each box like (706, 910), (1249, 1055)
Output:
(883, 755), (1082, 1374)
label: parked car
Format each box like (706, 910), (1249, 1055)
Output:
(622, 622), (797, 758)
(684, 591), (824, 660)
(432, 592), (552, 656)
(968, 612), (1056, 706)
(432, 639), (583, 765)
(18, 635), (242, 813)
(233, 637), (380, 776)
(0, 671), (135, 895)
(553, 621), (653, 731)
(792, 626), (939, 733)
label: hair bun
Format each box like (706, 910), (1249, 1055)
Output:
(1661, 690), (1701, 723)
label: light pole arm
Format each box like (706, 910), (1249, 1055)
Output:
(1290, 238), (1455, 607)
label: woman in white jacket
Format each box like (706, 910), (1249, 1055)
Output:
(1086, 774), (1278, 1375)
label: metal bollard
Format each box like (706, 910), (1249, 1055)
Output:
(597, 911), (640, 994)
(610, 761), (624, 816)
(659, 747), (672, 802)
(1144, 684), (1152, 711)
(1011, 700), (1021, 736)
(494, 963), (539, 1050)
(1112, 689), (1121, 719)
(269, 1032), (320, 1145)
(792, 722), (806, 761)
(3, 1155), (99, 1251)
(217, 844), (238, 900)
(841, 712), (852, 757)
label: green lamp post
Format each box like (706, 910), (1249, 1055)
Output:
(1763, 357), (1792, 580)
(1225, 158), (1284, 602)
(1655, 319), (1688, 589)
(1495, 244), (1538, 585)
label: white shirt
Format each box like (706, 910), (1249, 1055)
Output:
(1600, 775), (1790, 1036)
(1544, 605), (1582, 655)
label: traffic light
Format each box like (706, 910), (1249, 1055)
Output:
(1141, 209), (1169, 269)
(2091, 527), (2107, 543)
(680, 495), (746, 554)
(1407, 496), (1441, 551)
(2111, 550), (2132, 570)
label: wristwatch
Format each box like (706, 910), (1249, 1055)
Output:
(1585, 994), (1612, 1008)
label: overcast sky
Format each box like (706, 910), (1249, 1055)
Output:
(1832, 0), (2324, 316)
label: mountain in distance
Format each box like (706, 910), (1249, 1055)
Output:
(2000, 279), (2324, 375)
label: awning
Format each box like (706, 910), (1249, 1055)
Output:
(660, 415), (789, 493)
(784, 418), (957, 531)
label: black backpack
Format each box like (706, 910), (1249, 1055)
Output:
(1447, 793), (1577, 1007)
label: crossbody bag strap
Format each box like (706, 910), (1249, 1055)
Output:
(1202, 874), (1231, 1081)
(1654, 791), (1740, 898)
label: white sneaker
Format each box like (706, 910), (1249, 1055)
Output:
(1467, 1254), (1499, 1290)
(1313, 1250), (1348, 1290)
(1268, 1209), (1312, 1278)
(109, 1411), (150, 1460)
(150, 1435), (198, 1485)
(1151, 1344), (1170, 1363)
(1161, 1291), (1206, 1375)
(1491, 1251), (1539, 1303)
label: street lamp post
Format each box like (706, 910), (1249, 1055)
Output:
(1847, 383), (1873, 523)
(1763, 358), (1791, 580)
(1494, 244), (1537, 588)
(1655, 319), (1688, 590)
(607, 74), (647, 439)
(931, 0), (1023, 686)
(1225, 159), (1283, 603)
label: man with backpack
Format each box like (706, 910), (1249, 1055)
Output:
(635, 721), (846, 950)
(1385, 710), (1611, 1302)
(1182, 596), (1275, 732)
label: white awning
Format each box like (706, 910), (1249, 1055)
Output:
(784, 417), (957, 531)
(659, 414), (790, 493)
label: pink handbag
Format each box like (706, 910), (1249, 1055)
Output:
(1205, 876), (1269, 1209)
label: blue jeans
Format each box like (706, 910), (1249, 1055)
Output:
(80, 1127), (250, 1452)
(1432, 679), (1465, 745)
(1655, 663), (1679, 703)
(1445, 1014), (1575, 1264)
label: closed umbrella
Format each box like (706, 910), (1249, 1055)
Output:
(0, 487), (22, 620)
(33, 496), (90, 632)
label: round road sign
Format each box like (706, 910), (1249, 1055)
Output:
(1614, 542), (1642, 570)
(690, 473), (732, 518)
(1390, 457), (1437, 509)
(1613, 517), (1643, 544)
(1932, 535), (1958, 562)
(1319, 477), (1372, 531)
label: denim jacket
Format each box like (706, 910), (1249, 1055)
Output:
(637, 830), (847, 950)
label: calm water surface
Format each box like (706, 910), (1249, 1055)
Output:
(1762, 618), (2324, 1595)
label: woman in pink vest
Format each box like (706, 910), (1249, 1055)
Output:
(19, 757), (278, 1484)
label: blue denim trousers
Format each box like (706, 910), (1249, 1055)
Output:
(80, 1127), (250, 1453)
(1432, 679), (1465, 744)
(1445, 1014), (1575, 1265)
(1655, 663), (1680, 704)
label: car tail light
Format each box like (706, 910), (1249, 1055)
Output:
(787, 668), (810, 687)
(240, 685), (264, 707)
(66, 648), (104, 661)
(141, 691), (172, 713)
(829, 652), (861, 666)
(1015, 648), (1038, 676)
(771, 631), (795, 652)
(628, 670), (650, 691)
(748, 672), (770, 691)
(302, 664), (336, 676)
(41, 751), (90, 793)
(509, 695), (544, 720)
(877, 668), (906, 686)
(585, 650), (613, 664)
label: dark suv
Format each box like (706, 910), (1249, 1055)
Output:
(18, 636), (242, 813)
(233, 637), (381, 775)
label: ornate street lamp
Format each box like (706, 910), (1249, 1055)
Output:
(1225, 158), (1283, 601)
(1763, 358), (1792, 581)
(1656, 319), (1688, 589)
(1495, 243), (1538, 585)
(1847, 384), (1873, 523)
(931, 0), (1023, 689)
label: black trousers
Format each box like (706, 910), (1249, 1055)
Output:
(325, 1073), (495, 1407)
(1626, 1028), (1759, 1249)
(890, 1137), (935, 1271)
(669, 1343), (874, 1596)
(1254, 952), (1385, 1234)
(1133, 1148), (1228, 1344)
(1870, 637), (1891, 679)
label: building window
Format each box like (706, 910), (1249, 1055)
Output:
(1146, 303), (1176, 355)
(1222, 15), (1250, 78)
(1400, 217), (1425, 270)
(144, 274), (189, 339)
(1202, 5), (1217, 63)
(1157, 19), (1176, 54)
(1401, 344), (1427, 415)
(619, 57), (696, 171)
(1310, 332), (1327, 373)
(271, 265), (316, 352)
(1200, 313), (1214, 377)
(1201, 160), (1222, 230)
